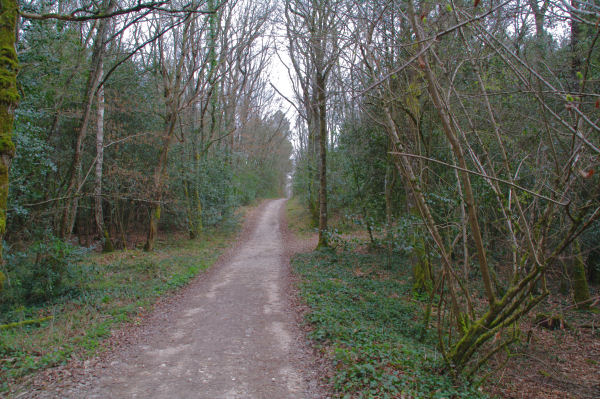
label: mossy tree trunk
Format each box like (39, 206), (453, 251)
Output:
(284, 0), (340, 232)
(182, 140), (203, 240)
(573, 240), (591, 309)
(143, 6), (192, 251)
(144, 111), (177, 252)
(145, 2), (208, 250)
(190, 148), (202, 238)
(0, 268), (5, 292)
(182, 0), (222, 240)
(315, 35), (328, 249)
(412, 254), (432, 294)
(408, 0), (496, 306)
(384, 149), (395, 268)
(528, 0), (548, 41)
(307, 93), (319, 227)
(0, 0), (19, 267)
(144, 203), (161, 252)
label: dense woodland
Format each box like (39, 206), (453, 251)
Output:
(0, 0), (293, 298)
(0, 0), (599, 395)
(286, 0), (600, 380)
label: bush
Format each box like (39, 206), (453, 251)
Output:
(1, 237), (84, 305)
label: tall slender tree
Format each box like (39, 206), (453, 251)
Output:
(284, 0), (343, 248)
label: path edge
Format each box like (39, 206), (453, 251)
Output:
(278, 198), (334, 398)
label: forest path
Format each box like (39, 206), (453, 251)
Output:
(71, 199), (321, 398)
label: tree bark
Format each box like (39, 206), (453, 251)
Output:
(570, 0), (580, 89)
(59, 0), (114, 238)
(144, 111), (178, 251)
(94, 60), (113, 251)
(316, 70), (328, 248)
(408, 0), (495, 306)
(573, 240), (591, 309)
(94, 60), (104, 236)
(0, 0), (19, 266)
(528, 0), (547, 40)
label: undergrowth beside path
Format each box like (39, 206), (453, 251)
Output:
(0, 224), (239, 392)
(292, 250), (486, 399)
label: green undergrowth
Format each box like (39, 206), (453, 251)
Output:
(0, 227), (236, 391)
(286, 197), (316, 236)
(292, 250), (486, 399)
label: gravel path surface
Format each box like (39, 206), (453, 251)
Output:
(23, 199), (323, 399)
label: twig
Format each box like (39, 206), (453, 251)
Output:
(357, 0), (511, 96)
(390, 152), (568, 206)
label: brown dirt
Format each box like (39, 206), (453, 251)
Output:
(12, 199), (328, 399)
(485, 298), (600, 399)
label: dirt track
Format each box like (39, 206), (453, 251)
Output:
(26, 199), (322, 399)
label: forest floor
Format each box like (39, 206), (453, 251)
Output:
(6, 199), (328, 398)
(285, 198), (600, 399)
(484, 292), (600, 399)
(6, 198), (599, 398)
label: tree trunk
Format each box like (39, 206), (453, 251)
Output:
(528, 0), (547, 41)
(316, 71), (328, 249)
(144, 112), (177, 251)
(570, 0), (580, 88)
(94, 60), (104, 236)
(0, 0), (19, 267)
(408, 1), (495, 306)
(191, 148), (202, 238)
(384, 149), (395, 268)
(144, 7), (194, 250)
(59, 1), (113, 238)
(94, 60), (112, 251)
(144, 203), (160, 252)
(587, 244), (600, 285)
(307, 93), (319, 226)
(182, 141), (202, 240)
(573, 240), (591, 309)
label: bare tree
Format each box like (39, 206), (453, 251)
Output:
(59, 0), (116, 239)
(284, 0), (343, 248)
(144, 4), (208, 251)
(0, 0), (216, 262)
(343, 0), (600, 374)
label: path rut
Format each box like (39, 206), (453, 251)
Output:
(74, 199), (320, 398)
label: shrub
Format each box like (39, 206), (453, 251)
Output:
(1, 237), (84, 305)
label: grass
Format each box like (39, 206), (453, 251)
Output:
(285, 197), (366, 237)
(0, 226), (238, 392)
(292, 250), (486, 399)
(286, 196), (317, 237)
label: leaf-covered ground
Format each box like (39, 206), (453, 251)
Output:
(485, 293), (600, 399)
(292, 250), (486, 399)
(287, 193), (600, 399)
